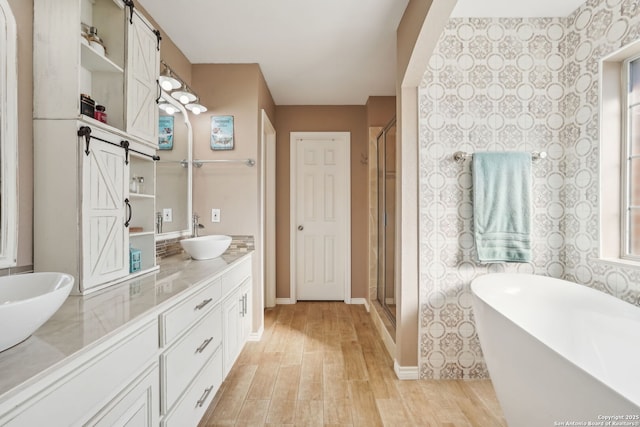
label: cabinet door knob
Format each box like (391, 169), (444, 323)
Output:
(298, 225), (304, 231)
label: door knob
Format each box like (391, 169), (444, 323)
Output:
(298, 225), (304, 231)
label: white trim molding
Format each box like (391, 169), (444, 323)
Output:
(349, 298), (370, 312)
(248, 326), (264, 342)
(394, 361), (419, 380)
(275, 298), (295, 305)
(0, 0), (17, 268)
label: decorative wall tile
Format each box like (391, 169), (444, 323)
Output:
(418, 0), (640, 380)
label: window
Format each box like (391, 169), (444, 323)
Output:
(622, 56), (640, 259)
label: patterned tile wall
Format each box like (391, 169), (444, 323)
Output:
(418, 0), (640, 380)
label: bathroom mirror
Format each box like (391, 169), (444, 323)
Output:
(155, 92), (192, 239)
(0, 1), (18, 268)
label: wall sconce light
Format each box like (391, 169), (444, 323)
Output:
(159, 61), (181, 91)
(158, 101), (177, 115)
(185, 99), (207, 115)
(160, 60), (207, 113)
(171, 87), (197, 105)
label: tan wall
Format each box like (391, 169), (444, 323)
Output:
(10, 0), (33, 267)
(274, 105), (368, 300)
(190, 64), (261, 236)
(366, 96), (396, 128)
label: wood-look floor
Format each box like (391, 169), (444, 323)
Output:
(199, 302), (507, 427)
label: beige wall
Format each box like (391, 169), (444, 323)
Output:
(366, 96), (396, 128)
(274, 106), (368, 300)
(190, 64), (260, 236)
(190, 63), (274, 333)
(10, 0), (33, 268)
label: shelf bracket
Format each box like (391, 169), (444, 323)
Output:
(77, 126), (92, 156)
(120, 140), (130, 165)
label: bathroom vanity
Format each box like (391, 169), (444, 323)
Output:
(0, 252), (252, 426)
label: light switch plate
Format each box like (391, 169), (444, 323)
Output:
(211, 208), (220, 223)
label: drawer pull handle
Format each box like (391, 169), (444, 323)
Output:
(196, 385), (214, 408)
(195, 298), (213, 310)
(196, 337), (214, 353)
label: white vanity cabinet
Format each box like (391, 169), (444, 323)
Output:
(221, 257), (253, 376)
(159, 256), (253, 426)
(0, 254), (255, 427)
(0, 319), (159, 427)
(34, 0), (160, 293)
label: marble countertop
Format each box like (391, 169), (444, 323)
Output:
(0, 251), (251, 400)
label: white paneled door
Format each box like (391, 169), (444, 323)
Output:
(291, 132), (350, 301)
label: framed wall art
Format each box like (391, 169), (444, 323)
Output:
(158, 115), (174, 150)
(210, 115), (234, 150)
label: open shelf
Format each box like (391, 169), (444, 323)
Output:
(81, 42), (124, 73)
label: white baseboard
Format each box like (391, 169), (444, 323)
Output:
(275, 298), (294, 304)
(349, 298), (370, 312)
(248, 326), (263, 342)
(394, 361), (419, 380)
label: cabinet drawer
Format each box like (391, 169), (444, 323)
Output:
(1, 320), (158, 427)
(160, 305), (222, 414)
(161, 349), (223, 427)
(88, 362), (159, 427)
(159, 278), (221, 346)
(221, 256), (251, 297)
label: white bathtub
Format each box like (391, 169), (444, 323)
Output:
(471, 273), (640, 427)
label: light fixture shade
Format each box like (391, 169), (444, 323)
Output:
(159, 63), (182, 91)
(171, 89), (197, 104)
(158, 102), (177, 115)
(159, 75), (181, 91)
(185, 101), (207, 115)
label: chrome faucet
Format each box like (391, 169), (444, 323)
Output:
(192, 213), (205, 237)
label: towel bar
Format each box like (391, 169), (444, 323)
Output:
(452, 151), (547, 163)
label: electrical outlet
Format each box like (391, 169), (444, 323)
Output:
(211, 208), (221, 223)
(163, 208), (173, 222)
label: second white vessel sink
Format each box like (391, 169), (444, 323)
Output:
(180, 235), (232, 260)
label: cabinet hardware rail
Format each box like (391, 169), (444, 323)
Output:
(77, 126), (160, 163)
(195, 298), (213, 310)
(196, 337), (214, 354)
(196, 386), (214, 408)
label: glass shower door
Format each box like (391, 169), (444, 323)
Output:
(377, 119), (396, 326)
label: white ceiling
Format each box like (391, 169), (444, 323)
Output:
(452, 0), (586, 17)
(139, 0), (587, 106)
(137, 0), (409, 105)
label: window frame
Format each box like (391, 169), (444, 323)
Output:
(621, 54), (640, 261)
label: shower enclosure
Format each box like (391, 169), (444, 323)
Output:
(376, 118), (396, 326)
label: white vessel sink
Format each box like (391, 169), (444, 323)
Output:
(0, 272), (74, 353)
(180, 235), (232, 260)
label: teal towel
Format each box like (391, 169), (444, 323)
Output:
(472, 152), (532, 263)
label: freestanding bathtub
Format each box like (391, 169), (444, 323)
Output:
(471, 273), (640, 427)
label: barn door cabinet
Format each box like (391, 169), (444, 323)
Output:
(35, 122), (157, 294)
(34, 0), (159, 146)
(34, 0), (160, 293)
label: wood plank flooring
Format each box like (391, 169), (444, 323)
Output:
(199, 302), (507, 427)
